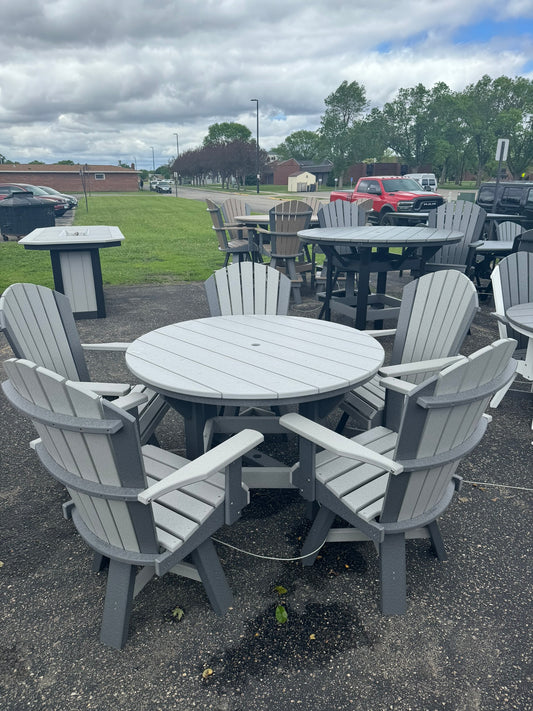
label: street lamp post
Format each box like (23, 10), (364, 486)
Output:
(151, 147), (155, 172)
(173, 132), (179, 160)
(250, 98), (260, 194)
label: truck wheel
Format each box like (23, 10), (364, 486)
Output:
(379, 211), (394, 225)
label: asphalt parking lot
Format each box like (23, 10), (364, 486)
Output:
(0, 271), (531, 710)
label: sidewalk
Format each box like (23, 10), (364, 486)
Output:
(0, 278), (531, 711)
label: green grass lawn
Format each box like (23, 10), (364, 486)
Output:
(0, 193), (227, 292)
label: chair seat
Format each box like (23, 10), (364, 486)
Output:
(315, 427), (397, 521)
(225, 239), (250, 250)
(142, 445), (226, 552)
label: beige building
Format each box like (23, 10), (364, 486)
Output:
(287, 171), (317, 193)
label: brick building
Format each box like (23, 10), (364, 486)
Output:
(0, 163), (140, 193)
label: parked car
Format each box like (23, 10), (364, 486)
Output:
(0, 183), (69, 216)
(37, 186), (78, 209)
(155, 180), (173, 193)
(476, 181), (533, 229)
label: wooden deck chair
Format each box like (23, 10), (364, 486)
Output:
(205, 262), (291, 316)
(280, 338), (516, 615)
(0, 282), (168, 445)
(2, 358), (263, 649)
(205, 199), (256, 266)
(256, 200), (312, 304)
(425, 200), (487, 275)
(336, 270), (479, 432)
(490, 252), (533, 407)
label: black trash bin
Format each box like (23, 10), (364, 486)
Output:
(0, 191), (55, 240)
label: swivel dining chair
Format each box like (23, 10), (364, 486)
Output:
(0, 282), (169, 445)
(256, 200), (312, 303)
(2, 357), (263, 648)
(205, 199), (257, 265)
(280, 338), (516, 615)
(490, 251), (533, 408)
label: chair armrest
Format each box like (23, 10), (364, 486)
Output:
(75, 381), (131, 397)
(279, 413), (403, 474)
(113, 391), (149, 411)
(379, 377), (417, 395)
(491, 312), (508, 325)
(379, 355), (464, 378)
(138, 429), (264, 504)
(81, 342), (131, 352)
(365, 329), (397, 338)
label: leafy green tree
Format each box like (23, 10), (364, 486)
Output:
(203, 122), (252, 147)
(319, 80), (368, 184)
(273, 130), (322, 161)
(57, 160), (75, 165)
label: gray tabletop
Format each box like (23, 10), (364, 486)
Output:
(125, 314), (384, 407)
(297, 225), (463, 246)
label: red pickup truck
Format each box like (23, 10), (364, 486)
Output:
(330, 175), (444, 224)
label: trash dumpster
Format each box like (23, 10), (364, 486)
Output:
(0, 191), (55, 240)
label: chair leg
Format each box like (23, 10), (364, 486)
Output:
(190, 539), (233, 616)
(300, 506), (336, 566)
(92, 553), (109, 572)
(427, 520), (447, 561)
(100, 559), (137, 649)
(379, 533), (407, 615)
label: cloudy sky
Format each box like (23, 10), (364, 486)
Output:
(1, 0), (532, 169)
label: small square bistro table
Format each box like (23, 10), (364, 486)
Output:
(126, 315), (384, 487)
(297, 225), (463, 330)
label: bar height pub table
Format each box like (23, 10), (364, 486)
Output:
(19, 225), (124, 318)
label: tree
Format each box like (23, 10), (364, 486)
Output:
(57, 160), (75, 165)
(203, 122), (252, 147)
(273, 130), (322, 161)
(319, 80), (368, 184)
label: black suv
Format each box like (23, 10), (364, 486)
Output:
(476, 181), (533, 228)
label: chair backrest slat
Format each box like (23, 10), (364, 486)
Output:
(3, 359), (157, 555)
(382, 339), (516, 523)
(0, 283), (87, 381)
(205, 262), (291, 316)
(392, 270), (478, 383)
(496, 220), (523, 241)
(427, 200), (487, 267)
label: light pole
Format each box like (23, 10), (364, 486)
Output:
(250, 98), (260, 194)
(151, 146), (155, 172)
(173, 132), (179, 160)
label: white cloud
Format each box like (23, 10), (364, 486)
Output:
(0, 0), (530, 167)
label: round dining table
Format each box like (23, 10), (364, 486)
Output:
(297, 225), (463, 330)
(125, 314), (384, 463)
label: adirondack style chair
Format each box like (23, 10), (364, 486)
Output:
(204, 261), (291, 316)
(2, 358), (264, 648)
(280, 338), (517, 614)
(0, 282), (168, 445)
(425, 200), (487, 276)
(256, 200), (313, 303)
(205, 199), (257, 265)
(490, 252), (533, 408)
(336, 270), (479, 432)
